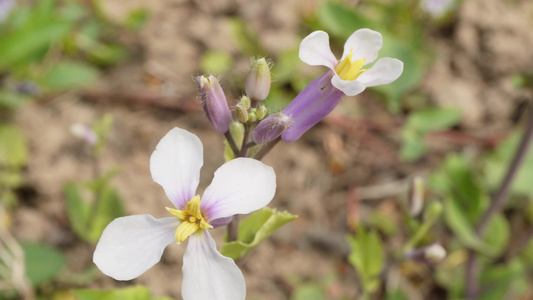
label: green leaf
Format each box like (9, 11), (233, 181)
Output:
(478, 260), (526, 300)
(406, 108), (461, 134)
(318, 2), (373, 38)
(399, 127), (427, 161)
(271, 49), (300, 84)
(347, 228), (384, 293)
(482, 213), (510, 258)
(87, 186), (125, 243)
(484, 130), (533, 196)
(23, 243), (65, 286)
(219, 207), (297, 260)
(227, 18), (265, 56)
(64, 182), (91, 240)
(0, 89), (30, 110)
(124, 8), (150, 31)
(443, 197), (492, 255)
(0, 20), (71, 69)
(72, 286), (171, 300)
(291, 285), (326, 300)
(43, 61), (99, 90)
(201, 50), (234, 75)
(0, 123), (28, 167)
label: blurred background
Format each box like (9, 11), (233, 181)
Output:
(1, 0), (533, 299)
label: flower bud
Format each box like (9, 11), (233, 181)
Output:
(252, 113), (292, 144)
(408, 176), (425, 217)
(257, 105), (267, 120)
(424, 244), (446, 263)
(235, 103), (248, 123)
(248, 110), (257, 123)
(239, 95), (251, 110)
(197, 75), (232, 133)
(246, 58), (271, 101)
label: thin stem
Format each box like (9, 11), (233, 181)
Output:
(254, 137), (281, 161)
(245, 141), (257, 149)
(224, 131), (240, 158)
(465, 108), (533, 299)
(227, 215), (240, 242)
(240, 125), (251, 157)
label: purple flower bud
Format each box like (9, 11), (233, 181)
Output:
(281, 71), (344, 142)
(252, 112), (292, 144)
(246, 58), (271, 101)
(197, 75), (232, 133)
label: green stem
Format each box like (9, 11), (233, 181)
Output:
(224, 131), (240, 158)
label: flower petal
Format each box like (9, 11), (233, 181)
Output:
(299, 31), (337, 70)
(200, 158), (276, 221)
(342, 29), (383, 64)
(182, 231), (245, 300)
(331, 74), (366, 96)
(356, 57), (404, 87)
(93, 215), (178, 281)
(150, 127), (203, 209)
(281, 71), (344, 142)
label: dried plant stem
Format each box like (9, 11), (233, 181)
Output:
(465, 108), (533, 299)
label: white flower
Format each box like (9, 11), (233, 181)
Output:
(299, 29), (404, 96)
(93, 127), (276, 300)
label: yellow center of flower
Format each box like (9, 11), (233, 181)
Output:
(166, 195), (212, 243)
(334, 49), (367, 81)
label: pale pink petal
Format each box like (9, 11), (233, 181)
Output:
(182, 231), (245, 300)
(342, 28), (383, 64)
(93, 215), (178, 281)
(150, 127), (203, 209)
(299, 31), (337, 70)
(356, 57), (404, 87)
(200, 158), (276, 221)
(331, 74), (366, 96)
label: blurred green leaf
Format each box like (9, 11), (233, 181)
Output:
(44, 61), (99, 90)
(64, 182), (91, 240)
(87, 186), (124, 243)
(482, 213), (509, 259)
(484, 130), (533, 196)
(347, 228), (384, 293)
(478, 260), (526, 300)
(0, 123), (28, 167)
(227, 18), (265, 56)
(0, 20), (71, 70)
(318, 2), (372, 37)
(406, 108), (461, 134)
(272, 49), (300, 84)
(73, 286), (172, 300)
(0, 90), (31, 110)
(443, 197), (492, 255)
(201, 50), (234, 75)
(23, 243), (65, 286)
(400, 127), (426, 162)
(291, 285), (326, 300)
(220, 207), (297, 260)
(124, 8), (150, 31)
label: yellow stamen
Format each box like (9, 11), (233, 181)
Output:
(334, 49), (367, 81)
(167, 195), (212, 243)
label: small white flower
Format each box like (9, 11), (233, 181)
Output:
(93, 127), (276, 300)
(299, 29), (404, 96)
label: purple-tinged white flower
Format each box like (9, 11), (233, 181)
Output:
(70, 123), (98, 145)
(93, 127), (276, 300)
(281, 29), (403, 142)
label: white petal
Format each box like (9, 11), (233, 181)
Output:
(200, 158), (276, 221)
(93, 215), (178, 281)
(342, 28), (383, 64)
(356, 58), (404, 87)
(150, 127), (203, 209)
(299, 31), (337, 70)
(331, 74), (366, 96)
(182, 231), (245, 300)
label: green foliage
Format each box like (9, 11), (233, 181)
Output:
(220, 207), (297, 260)
(64, 176), (124, 244)
(23, 243), (66, 286)
(124, 8), (150, 31)
(72, 286), (172, 300)
(400, 108), (461, 161)
(347, 228), (384, 294)
(44, 61), (100, 90)
(484, 130), (533, 196)
(0, 123), (28, 207)
(227, 18), (265, 56)
(201, 50), (234, 75)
